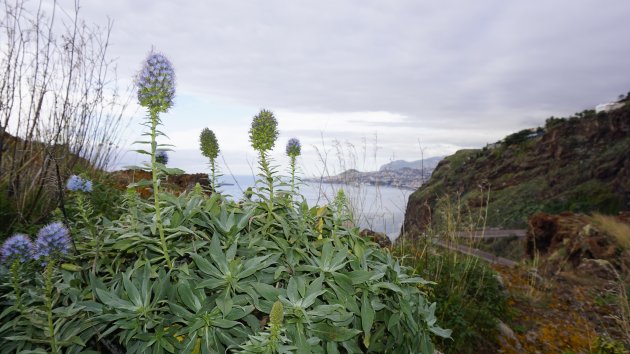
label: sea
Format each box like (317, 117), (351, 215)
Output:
(216, 175), (412, 240)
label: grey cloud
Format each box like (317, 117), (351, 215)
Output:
(76, 0), (630, 169)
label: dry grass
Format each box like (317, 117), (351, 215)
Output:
(590, 213), (630, 347)
(591, 213), (630, 249)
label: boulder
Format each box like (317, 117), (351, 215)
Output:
(359, 229), (392, 248)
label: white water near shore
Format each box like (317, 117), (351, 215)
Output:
(217, 175), (411, 240)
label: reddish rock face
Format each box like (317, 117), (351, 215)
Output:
(110, 169), (211, 197)
(401, 104), (630, 242)
(525, 212), (630, 278)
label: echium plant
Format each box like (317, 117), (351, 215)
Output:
(285, 138), (301, 194)
(1, 234), (34, 330)
(249, 109), (279, 203)
(34, 221), (72, 262)
(66, 175), (101, 272)
(200, 127), (220, 191)
(1, 233), (34, 264)
(66, 174), (92, 193)
(66, 175), (94, 227)
(136, 51), (176, 268)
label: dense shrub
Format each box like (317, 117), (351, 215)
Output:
(0, 51), (448, 353)
(0, 174), (450, 353)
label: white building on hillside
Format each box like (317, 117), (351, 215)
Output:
(595, 101), (624, 113)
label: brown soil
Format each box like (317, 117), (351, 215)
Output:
(496, 212), (630, 353)
(495, 264), (628, 353)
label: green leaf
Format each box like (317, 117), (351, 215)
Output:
(309, 323), (361, 342)
(252, 282), (282, 302)
(170, 302), (194, 320)
(94, 288), (136, 311)
(216, 292), (233, 317)
(196, 277), (226, 290)
(238, 254), (273, 279)
(191, 253), (222, 278)
(127, 179), (153, 188)
(387, 312), (400, 332)
(326, 341), (340, 354)
(178, 280), (201, 312)
(209, 234), (229, 274)
(361, 292), (375, 348)
(347, 270), (378, 284)
(122, 274), (142, 308)
(429, 325), (452, 338)
(287, 277), (300, 304)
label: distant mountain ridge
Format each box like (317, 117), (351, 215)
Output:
(308, 156), (444, 190)
(379, 156), (445, 172)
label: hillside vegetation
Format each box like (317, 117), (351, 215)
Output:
(403, 102), (630, 238)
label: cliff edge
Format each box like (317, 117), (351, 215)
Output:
(402, 102), (630, 240)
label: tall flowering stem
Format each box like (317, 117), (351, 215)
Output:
(136, 52), (176, 269)
(286, 138), (301, 194)
(67, 176), (99, 272)
(249, 109), (279, 206)
(200, 128), (220, 191)
(10, 260), (23, 312)
(44, 260), (59, 354)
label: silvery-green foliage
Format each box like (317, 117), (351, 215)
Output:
(0, 259), (103, 354)
(0, 176), (449, 353)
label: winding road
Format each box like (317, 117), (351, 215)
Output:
(434, 229), (527, 267)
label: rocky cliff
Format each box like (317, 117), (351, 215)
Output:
(402, 103), (630, 240)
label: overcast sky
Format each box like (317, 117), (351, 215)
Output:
(72, 0), (630, 175)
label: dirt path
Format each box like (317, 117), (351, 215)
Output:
(433, 239), (519, 267)
(454, 229), (527, 238)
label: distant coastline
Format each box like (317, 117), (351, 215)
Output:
(304, 167), (432, 191)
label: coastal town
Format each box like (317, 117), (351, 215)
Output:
(309, 166), (434, 190)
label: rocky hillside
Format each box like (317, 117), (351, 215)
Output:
(402, 102), (630, 239)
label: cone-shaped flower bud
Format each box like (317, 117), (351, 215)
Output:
(156, 150), (169, 165)
(270, 300), (284, 326)
(286, 138), (301, 157)
(136, 52), (176, 112)
(200, 128), (220, 159)
(249, 109), (279, 152)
